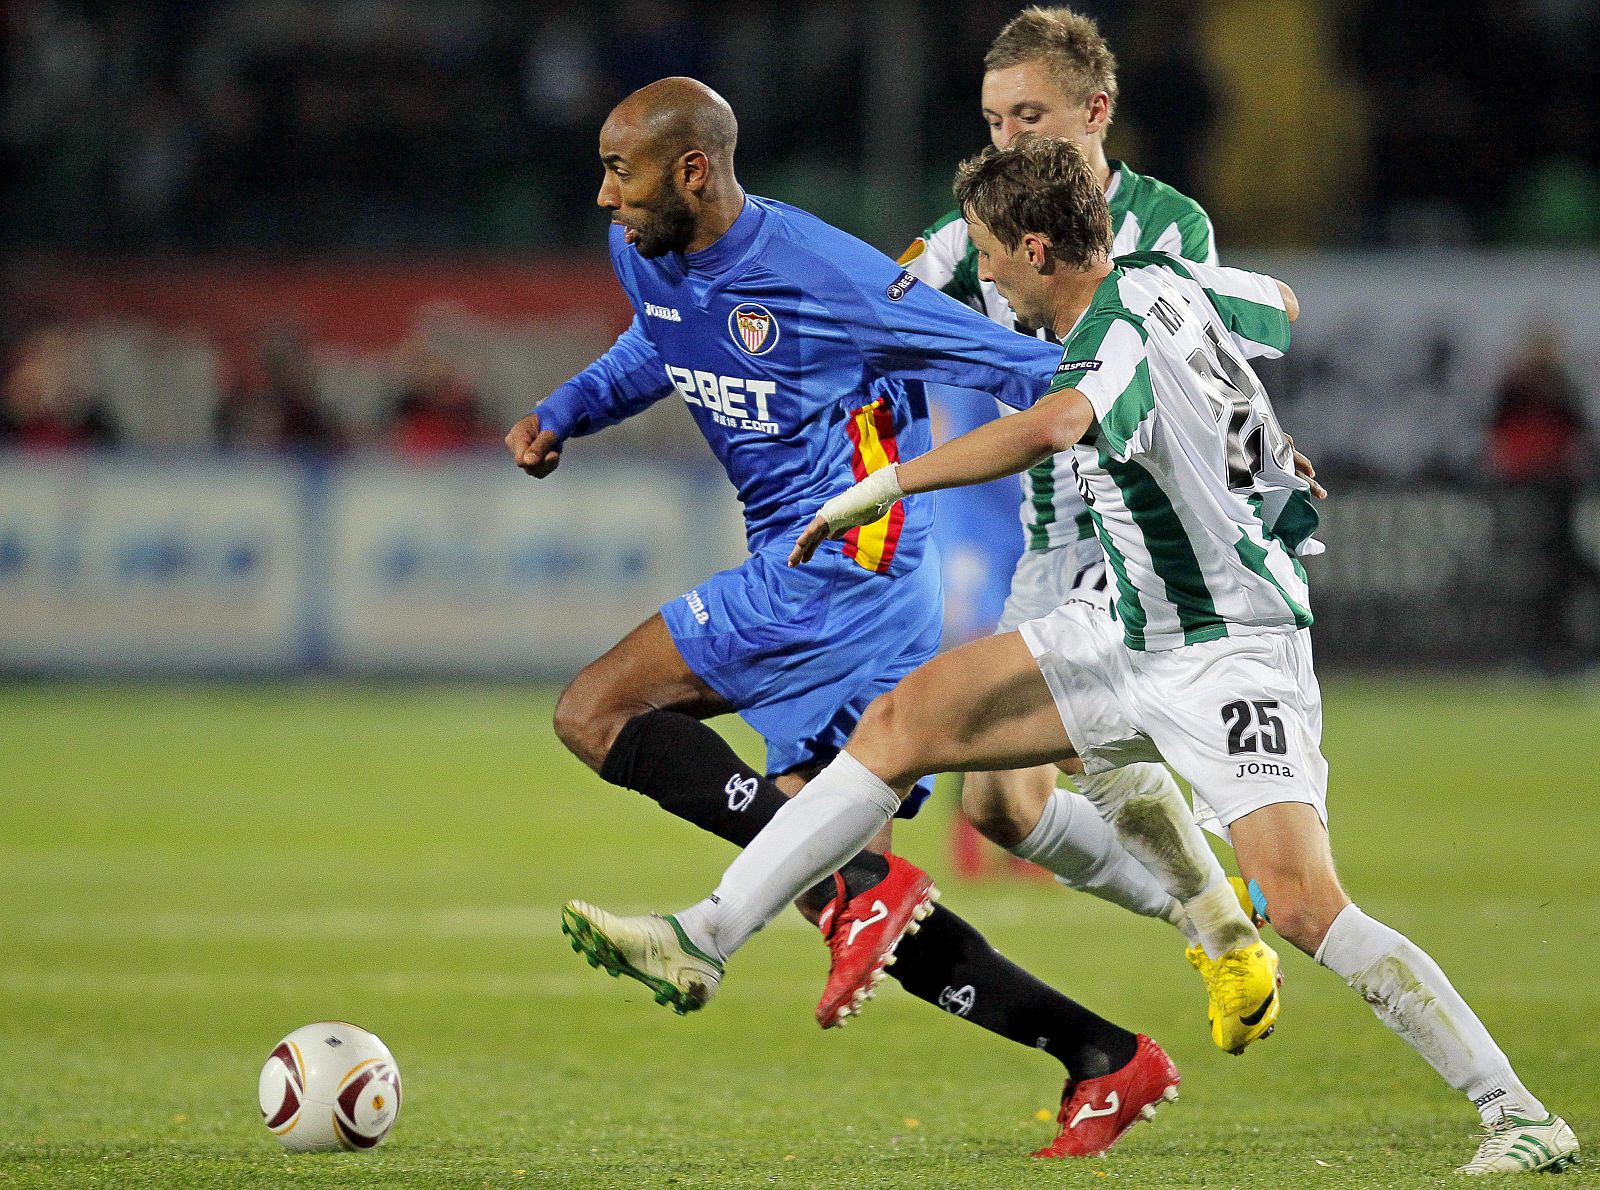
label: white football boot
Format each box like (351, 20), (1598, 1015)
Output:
(1457, 1111), (1579, 1175)
(561, 900), (723, 1015)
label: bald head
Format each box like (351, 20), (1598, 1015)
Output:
(596, 76), (746, 258)
(606, 77), (738, 170)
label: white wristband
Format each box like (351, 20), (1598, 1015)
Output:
(818, 463), (906, 533)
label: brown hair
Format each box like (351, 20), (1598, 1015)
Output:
(984, 6), (1117, 118)
(953, 135), (1111, 268)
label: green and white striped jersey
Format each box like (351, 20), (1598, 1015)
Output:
(902, 160), (1218, 550)
(1050, 252), (1317, 651)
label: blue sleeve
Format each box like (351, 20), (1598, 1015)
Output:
(533, 315), (672, 441)
(826, 261), (1061, 411)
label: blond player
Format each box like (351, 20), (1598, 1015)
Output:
(899, 6), (1275, 1053)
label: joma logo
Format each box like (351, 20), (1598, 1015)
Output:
(1235, 761), (1295, 778)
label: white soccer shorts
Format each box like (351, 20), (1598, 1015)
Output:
(1018, 602), (1329, 840)
(995, 537), (1110, 633)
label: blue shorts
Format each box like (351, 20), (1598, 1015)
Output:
(661, 544), (943, 818)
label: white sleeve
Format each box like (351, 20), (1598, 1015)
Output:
(900, 218), (969, 293)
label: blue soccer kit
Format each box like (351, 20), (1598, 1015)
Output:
(536, 195), (1059, 807)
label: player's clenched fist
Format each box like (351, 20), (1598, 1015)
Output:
(505, 413), (563, 477)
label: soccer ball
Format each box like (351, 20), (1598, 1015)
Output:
(258, 1021), (402, 1152)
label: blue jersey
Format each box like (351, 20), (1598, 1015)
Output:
(536, 195), (1061, 575)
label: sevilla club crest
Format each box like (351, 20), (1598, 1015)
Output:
(729, 303), (779, 355)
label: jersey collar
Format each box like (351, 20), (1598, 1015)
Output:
(1104, 160), (1129, 215)
(1059, 264), (1127, 344)
(1104, 159), (1124, 205)
(683, 195), (762, 277)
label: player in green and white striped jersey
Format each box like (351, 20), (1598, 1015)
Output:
(1048, 248), (1315, 651)
(900, 6), (1272, 1048)
(900, 11), (1216, 554)
(745, 134), (1570, 1174)
(910, 162), (1214, 547)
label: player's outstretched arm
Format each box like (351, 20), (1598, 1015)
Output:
(899, 387), (1094, 493)
(505, 412), (563, 478)
(790, 389), (1093, 565)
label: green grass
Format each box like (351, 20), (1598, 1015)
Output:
(1, 678), (1596, 1188)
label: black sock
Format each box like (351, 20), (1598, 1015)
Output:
(600, 711), (1134, 1077)
(889, 904), (1138, 1080)
(599, 710), (887, 906)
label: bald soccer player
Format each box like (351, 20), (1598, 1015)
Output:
(513, 79), (1180, 1159)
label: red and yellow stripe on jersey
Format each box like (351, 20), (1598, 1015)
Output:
(842, 397), (905, 574)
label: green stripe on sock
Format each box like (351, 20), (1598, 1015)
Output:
(665, 915), (724, 972)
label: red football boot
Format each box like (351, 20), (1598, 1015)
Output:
(814, 853), (938, 1029)
(1032, 1034), (1180, 1159)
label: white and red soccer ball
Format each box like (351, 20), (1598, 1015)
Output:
(259, 1021), (402, 1152)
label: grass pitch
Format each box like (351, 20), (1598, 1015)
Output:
(1, 678), (1596, 1188)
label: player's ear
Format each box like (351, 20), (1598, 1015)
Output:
(680, 149), (710, 193)
(1084, 91), (1111, 135)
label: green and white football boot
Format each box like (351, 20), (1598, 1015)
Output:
(1457, 1112), (1578, 1175)
(561, 900), (723, 1015)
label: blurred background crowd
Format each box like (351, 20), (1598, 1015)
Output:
(1, 0), (1597, 674)
(7, 0), (1600, 254)
(3, 0), (1598, 461)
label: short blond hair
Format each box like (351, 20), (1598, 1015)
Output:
(954, 135), (1111, 269)
(984, 6), (1117, 118)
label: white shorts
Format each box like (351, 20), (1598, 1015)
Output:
(1018, 603), (1329, 839)
(996, 538), (1110, 632)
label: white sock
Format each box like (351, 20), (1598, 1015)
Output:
(1011, 787), (1188, 935)
(1184, 880), (1257, 959)
(675, 750), (900, 962)
(1078, 762), (1255, 957)
(1315, 904), (1544, 1123)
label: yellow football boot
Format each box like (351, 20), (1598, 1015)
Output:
(1185, 939), (1281, 1055)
